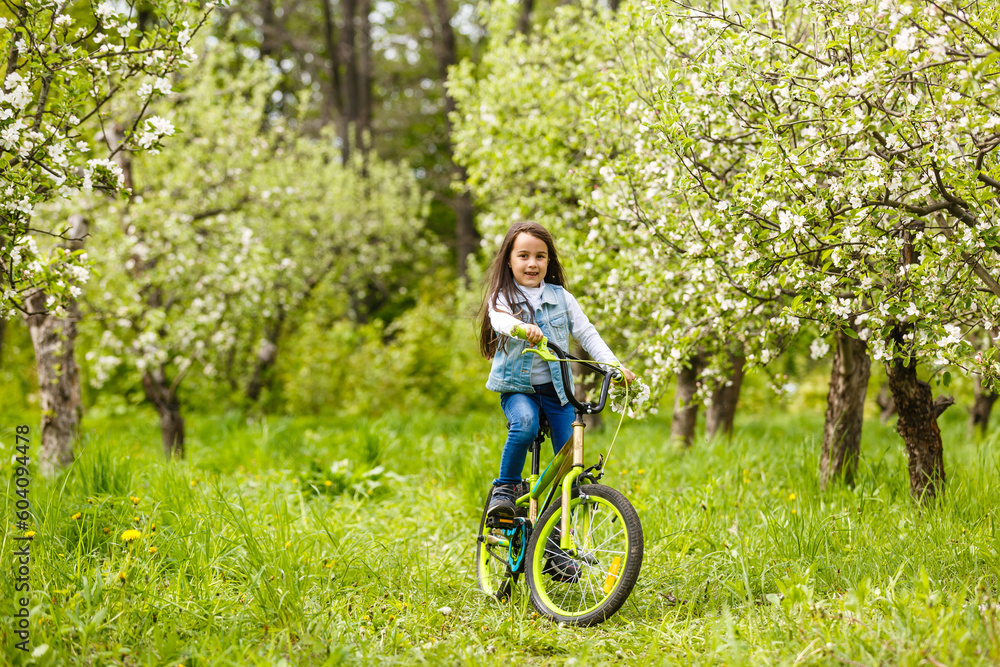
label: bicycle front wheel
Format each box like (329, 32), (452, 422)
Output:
(525, 484), (643, 625)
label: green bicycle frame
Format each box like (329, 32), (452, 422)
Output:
(513, 417), (586, 554)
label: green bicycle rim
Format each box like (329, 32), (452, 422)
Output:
(530, 496), (631, 617)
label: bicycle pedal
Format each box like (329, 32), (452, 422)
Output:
(486, 515), (526, 529)
(486, 516), (515, 529)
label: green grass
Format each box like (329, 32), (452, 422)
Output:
(2, 405), (1000, 665)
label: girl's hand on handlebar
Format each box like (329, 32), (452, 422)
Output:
(614, 367), (637, 385)
(521, 324), (545, 345)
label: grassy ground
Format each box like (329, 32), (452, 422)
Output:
(1, 405), (999, 666)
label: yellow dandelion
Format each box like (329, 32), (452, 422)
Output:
(292, 478), (299, 485)
(638, 469), (645, 475)
(87, 498), (94, 504)
(792, 509), (798, 515)
(621, 469), (628, 475)
(284, 540), (292, 549)
(324, 563), (333, 569)
(103, 527), (110, 534)
(118, 572), (127, 582)
(121, 529), (141, 543)
(24, 530), (36, 538)
(151, 523), (157, 532)
(130, 496), (140, 505)
(71, 512), (82, 520)
(133, 516), (142, 523)
(788, 493), (796, 501)
(324, 480), (333, 487)
(148, 547), (158, 554)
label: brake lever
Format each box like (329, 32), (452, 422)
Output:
(522, 345), (559, 362)
(520, 335), (559, 362)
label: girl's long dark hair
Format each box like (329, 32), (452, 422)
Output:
(478, 221), (567, 358)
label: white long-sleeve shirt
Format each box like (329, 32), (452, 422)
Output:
(488, 282), (619, 385)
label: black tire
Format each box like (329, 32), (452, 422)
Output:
(475, 490), (518, 600)
(525, 484), (643, 626)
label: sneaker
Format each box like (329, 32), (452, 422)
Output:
(487, 483), (519, 520)
(543, 528), (580, 583)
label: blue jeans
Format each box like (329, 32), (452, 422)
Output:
(494, 383), (576, 486)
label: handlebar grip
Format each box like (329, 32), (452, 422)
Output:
(511, 325), (548, 350)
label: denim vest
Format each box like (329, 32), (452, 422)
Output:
(486, 283), (574, 405)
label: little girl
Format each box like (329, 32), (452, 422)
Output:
(478, 221), (635, 519)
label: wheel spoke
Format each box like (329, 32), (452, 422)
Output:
(588, 528), (626, 554)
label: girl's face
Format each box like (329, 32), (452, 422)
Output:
(508, 232), (549, 288)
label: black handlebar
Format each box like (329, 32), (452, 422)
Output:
(543, 341), (621, 415)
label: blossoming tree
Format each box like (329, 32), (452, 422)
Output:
(1, 1), (212, 473)
(638, 0), (1000, 501)
(82, 49), (428, 456)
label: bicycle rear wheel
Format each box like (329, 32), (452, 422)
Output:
(525, 484), (643, 625)
(475, 490), (518, 600)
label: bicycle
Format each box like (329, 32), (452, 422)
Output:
(475, 327), (644, 626)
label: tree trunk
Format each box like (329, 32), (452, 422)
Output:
(142, 367), (185, 458)
(22, 214), (88, 476)
(339, 0), (359, 162)
(671, 354), (703, 447)
(24, 293), (82, 476)
(422, 0), (479, 283)
(320, 0), (343, 129)
(454, 166), (477, 283)
(246, 340), (278, 404)
(355, 0), (372, 154)
(875, 382), (896, 424)
(246, 309), (286, 403)
(518, 0), (534, 34)
(819, 330), (871, 490)
(969, 375), (997, 438)
(885, 328), (946, 503)
(705, 353), (744, 440)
